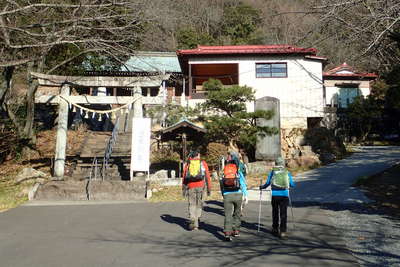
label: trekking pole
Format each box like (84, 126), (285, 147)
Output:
(288, 189), (295, 231)
(257, 179), (263, 232)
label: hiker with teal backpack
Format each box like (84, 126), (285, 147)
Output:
(259, 156), (295, 239)
(182, 150), (212, 231)
(220, 152), (248, 241)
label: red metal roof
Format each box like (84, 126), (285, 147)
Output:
(177, 45), (318, 56)
(323, 63), (377, 78)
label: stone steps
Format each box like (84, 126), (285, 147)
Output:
(75, 129), (132, 181)
(35, 110), (148, 202)
(53, 109), (147, 201)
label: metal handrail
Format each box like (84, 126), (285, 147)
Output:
(101, 116), (120, 180)
(87, 157), (98, 200)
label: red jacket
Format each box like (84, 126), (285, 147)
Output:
(182, 158), (212, 191)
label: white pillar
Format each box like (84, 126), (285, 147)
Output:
(97, 87), (107, 96)
(181, 77), (186, 107)
(161, 73), (167, 126)
(133, 86), (143, 118)
(96, 87), (109, 130)
(54, 83), (70, 179)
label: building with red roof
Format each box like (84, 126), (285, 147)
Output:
(323, 63), (377, 108)
(177, 44), (327, 128)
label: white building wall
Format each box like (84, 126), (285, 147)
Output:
(324, 80), (371, 107)
(188, 56), (324, 128)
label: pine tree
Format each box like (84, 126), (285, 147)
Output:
(201, 79), (277, 153)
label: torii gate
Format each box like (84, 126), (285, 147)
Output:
(31, 72), (178, 179)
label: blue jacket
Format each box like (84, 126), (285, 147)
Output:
(222, 171), (248, 197)
(260, 168), (295, 197)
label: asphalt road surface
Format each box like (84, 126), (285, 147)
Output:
(1, 146), (399, 267)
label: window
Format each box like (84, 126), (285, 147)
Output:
(338, 87), (361, 108)
(256, 63), (287, 78)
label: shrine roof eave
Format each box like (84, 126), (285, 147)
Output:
(158, 119), (207, 141)
(30, 72), (170, 87)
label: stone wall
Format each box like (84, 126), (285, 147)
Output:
(281, 128), (321, 169)
(280, 126), (347, 168)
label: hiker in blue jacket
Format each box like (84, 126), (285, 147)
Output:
(221, 152), (248, 241)
(260, 157), (295, 239)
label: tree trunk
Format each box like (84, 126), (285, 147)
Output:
(1, 66), (26, 139)
(229, 139), (239, 153)
(0, 66), (14, 108)
(23, 60), (42, 144)
(23, 78), (38, 143)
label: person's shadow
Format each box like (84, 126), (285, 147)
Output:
(160, 214), (188, 230)
(199, 220), (225, 241)
(204, 200), (224, 216)
(160, 214), (226, 241)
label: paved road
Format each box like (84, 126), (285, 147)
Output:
(1, 146), (399, 267)
(0, 202), (357, 267)
(291, 146), (400, 204)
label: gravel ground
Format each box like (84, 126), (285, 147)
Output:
(289, 146), (400, 267)
(325, 203), (400, 267)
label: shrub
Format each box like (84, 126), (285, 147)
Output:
(204, 142), (228, 170)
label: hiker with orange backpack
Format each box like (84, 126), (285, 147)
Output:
(182, 150), (212, 231)
(220, 151), (248, 241)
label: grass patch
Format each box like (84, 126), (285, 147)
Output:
(149, 185), (185, 202)
(0, 163), (30, 212)
(0, 181), (31, 212)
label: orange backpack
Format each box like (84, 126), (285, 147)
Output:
(222, 163), (240, 191)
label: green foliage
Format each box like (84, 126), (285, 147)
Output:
(177, 28), (217, 49)
(200, 78), (277, 152)
(175, 3), (263, 48)
(221, 3), (263, 44)
(204, 142), (228, 170)
(304, 127), (346, 158)
(202, 79), (254, 115)
(45, 45), (129, 75)
(386, 87), (400, 111)
(151, 148), (180, 163)
(346, 95), (383, 140)
(370, 79), (389, 101)
(146, 104), (199, 126)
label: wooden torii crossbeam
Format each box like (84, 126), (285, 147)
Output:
(31, 72), (170, 179)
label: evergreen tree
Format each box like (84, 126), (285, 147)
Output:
(220, 3), (263, 45)
(200, 79), (277, 154)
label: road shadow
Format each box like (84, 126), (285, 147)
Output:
(160, 213), (226, 241)
(160, 214), (188, 230)
(199, 220), (226, 241)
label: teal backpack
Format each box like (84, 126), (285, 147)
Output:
(271, 167), (290, 189)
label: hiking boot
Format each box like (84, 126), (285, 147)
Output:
(272, 228), (279, 237)
(233, 230), (240, 237)
(188, 221), (196, 231)
(224, 232), (233, 242)
(280, 232), (288, 239)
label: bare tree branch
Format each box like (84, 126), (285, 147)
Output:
(46, 48), (102, 74)
(0, 58), (35, 67)
(0, 2), (131, 16)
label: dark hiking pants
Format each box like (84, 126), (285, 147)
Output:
(223, 193), (243, 233)
(271, 196), (289, 232)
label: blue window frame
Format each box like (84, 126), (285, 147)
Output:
(256, 63), (287, 78)
(338, 87), (361, 108)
